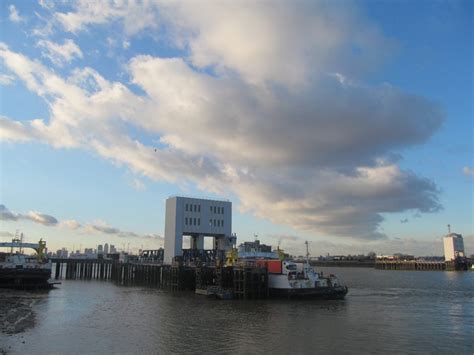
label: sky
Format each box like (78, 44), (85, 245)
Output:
(0, 0), (472, 257)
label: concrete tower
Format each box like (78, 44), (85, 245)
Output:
(163, 196), (234, 264)
(443, 233), (465, 261)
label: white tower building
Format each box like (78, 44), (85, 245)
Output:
(164, 196), (235, 264)
(443, 233), (465, 261)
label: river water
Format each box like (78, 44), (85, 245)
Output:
(1, 267), (473, 354)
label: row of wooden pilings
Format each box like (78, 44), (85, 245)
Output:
(51, 259), (269, 299)
(53, 260), (113, 280)
(375, 260), (446, 271)
(112, 263), (196, 291)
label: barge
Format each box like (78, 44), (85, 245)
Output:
(0, 235), (52, 289)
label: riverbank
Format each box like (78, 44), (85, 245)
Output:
(0, 291), (42, 335)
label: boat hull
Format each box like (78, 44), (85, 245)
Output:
(0, 268), (52, 289)
(269, 285), (348, 299)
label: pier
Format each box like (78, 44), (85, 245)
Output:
(374, 259), (471, 271)
(375, 260), (445, 271)
(51, 258), (114, 281)
(51, 259), (269, 299)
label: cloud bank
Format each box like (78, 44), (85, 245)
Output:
(0, 204), (58, 226)
(0, 1), (444, 241)
(0, 205), (160, 241)
(462, 166), (474, 178)
(37, 39), (83, 66)
(8, 5), (24, 23)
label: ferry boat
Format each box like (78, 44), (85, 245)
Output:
(265, 258), (348, 299)
(234, 240), (348, 299)
(0, 234), (52, 289)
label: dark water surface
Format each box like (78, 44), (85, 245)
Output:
(1, 268), (473, 354)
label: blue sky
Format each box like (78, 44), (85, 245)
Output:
(0, 0), (472, 256)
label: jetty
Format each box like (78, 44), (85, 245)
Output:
(50, 257), (269, 299)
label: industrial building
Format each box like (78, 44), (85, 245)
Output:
(443, 233), (465, 261)
(164, 196), (236, 264)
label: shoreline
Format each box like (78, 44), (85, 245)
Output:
(309, 261), (375, 268)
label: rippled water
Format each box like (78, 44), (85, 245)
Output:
(1, 268), (473, 354)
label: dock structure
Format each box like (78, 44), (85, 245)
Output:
(374, 259), (471, 271)
(375, 260), (446, 271)
(50, 259), (270, 298)
(51, 258), (114, 280)
(233, 266), (268, 300)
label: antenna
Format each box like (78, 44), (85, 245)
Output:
(447, 224), (451, 234)
(304, 241), (312, 267)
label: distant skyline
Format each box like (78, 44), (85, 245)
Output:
(1, 1), (473, 256)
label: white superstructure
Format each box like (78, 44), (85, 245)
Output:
(164, 196), (234, 264)
(443, 233), (465, 261)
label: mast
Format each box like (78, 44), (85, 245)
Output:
(305, 241), (310, 263)
(20, 232), (24, 254)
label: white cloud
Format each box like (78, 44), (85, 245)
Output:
(129, 56), (442, 169)
(0, 205), (159, 241)
(86, 221), (120, 235)
(0, 205), (18, 221)
(52, 1), (394, 87)
(84, 221), (162, 240)
(37, 39), (83, 66)
(0, 116), (34, 142)
(0, 1), (444, 241)
(0, 205), (57, 226)
(8, 4), (24, 23)
(55, 1), (159, 35)
(24, 211), (58, 226)
(31, 10), (55, 37)
(59, 219), (81, 230)
(38, 0), (55, 10)
(0, 73), (15, 85)
(130, 178), (146, 191)
(164, 1), (393, 86)
(462, 166), (474, 178)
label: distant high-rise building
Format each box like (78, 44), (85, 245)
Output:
(98, 244), (103, 254)
(443, 233), (465, 261)
(104, 243), (109, 254)
(56, 248), (68, 258)
(84, 248), (94, 256)
(110, 244), (117, 253)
